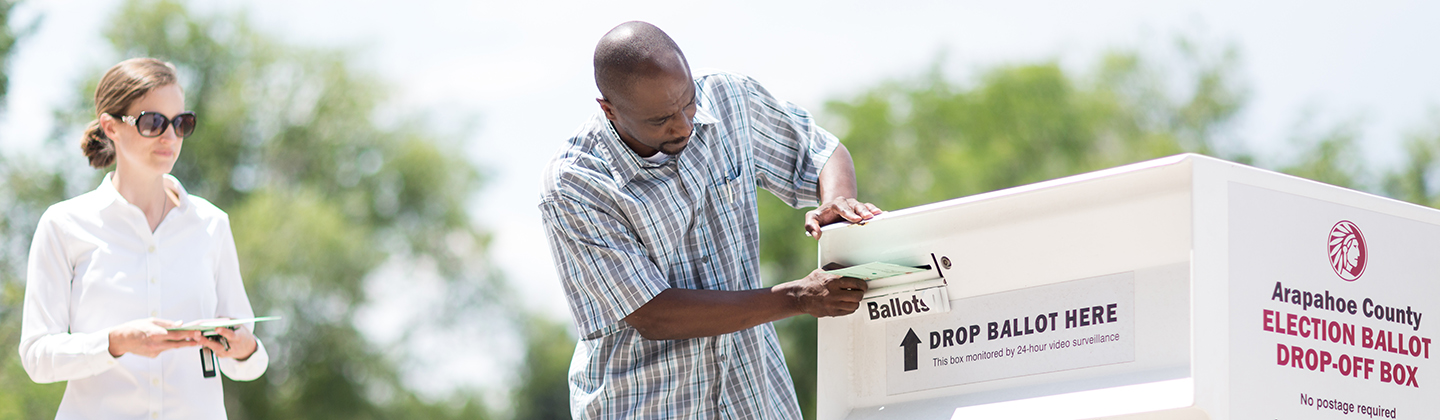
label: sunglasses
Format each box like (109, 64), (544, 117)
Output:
(113, 111), (197, 138)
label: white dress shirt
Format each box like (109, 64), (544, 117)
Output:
(19, 173), (269, 420)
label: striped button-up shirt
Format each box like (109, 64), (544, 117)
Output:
(540, 71), (839, 419)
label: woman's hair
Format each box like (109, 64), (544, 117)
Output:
(81, 58), (179, 168)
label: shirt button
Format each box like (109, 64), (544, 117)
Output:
(151, 378), (160, 386)
(151, 412), (158, 419)
(150, 310), (159, 317)
(148, 245), (156, 253)
(150, 277), (158, 284)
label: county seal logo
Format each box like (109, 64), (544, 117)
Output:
(1327, 220), (1367, 281)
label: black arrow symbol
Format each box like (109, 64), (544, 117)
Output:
(901, 328), (921, 372)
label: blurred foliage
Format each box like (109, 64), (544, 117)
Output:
(1384, 111), (1440, 208)
(511, 317), (573, 420)
(0, 164), (70, 420)
(0, 0), (570, 419)
(1277, 113), (1368, 191)
(0, 0), (22, 101)
(1, 2), (68, 417)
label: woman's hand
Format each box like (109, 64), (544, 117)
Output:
(197, 325), (259, 361)
(107, 318), (200, 358)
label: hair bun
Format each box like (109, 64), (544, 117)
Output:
(81, 119), (116, 168)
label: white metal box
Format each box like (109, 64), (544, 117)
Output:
(816, 154), (1437, 419)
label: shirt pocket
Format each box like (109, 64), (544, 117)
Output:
(711, 165), (744, 210)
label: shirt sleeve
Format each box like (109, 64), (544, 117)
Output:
(211, 215), (269, 381)
(219, 339), (268, 381)
(19, 209), (121, 384)
(739, 74), (840, 209)
(540, 192), (670, 338)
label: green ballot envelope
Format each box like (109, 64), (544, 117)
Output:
(824, 261), (930, 281)
(822, 259), (951, 323)
(170, 316), (281, 378)
(169, 316), (281, 335)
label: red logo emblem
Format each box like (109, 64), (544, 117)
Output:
(1328, 220), (1367, 281)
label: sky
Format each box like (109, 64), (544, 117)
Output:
(5, 0), (1439, 396)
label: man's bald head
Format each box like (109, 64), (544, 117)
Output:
(594, 21), (690, 104)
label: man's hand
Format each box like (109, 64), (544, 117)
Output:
(107, 318), (200, 358)
(776, 269), (868, 317)
(805, 196), (883, 239)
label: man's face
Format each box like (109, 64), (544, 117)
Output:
(599, 67), (697, 157)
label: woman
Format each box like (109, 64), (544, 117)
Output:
(19, 58), (268, 419)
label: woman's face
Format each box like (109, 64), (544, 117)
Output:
(103, 83), (186, 175)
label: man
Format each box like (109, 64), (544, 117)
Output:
(539, 21), (883, 419)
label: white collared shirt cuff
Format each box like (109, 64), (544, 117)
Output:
(219, 339), (268, 381)
(83, 331), (122, 370)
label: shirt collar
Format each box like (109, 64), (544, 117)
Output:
(98, 172), (190, 213)
(598, 99), (720, 186)
(693, 103), (719, 126)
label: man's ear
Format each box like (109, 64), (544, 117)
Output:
(597, 98), (619, 122)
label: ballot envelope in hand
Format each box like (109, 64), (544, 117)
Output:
(168, 316), (281, 336)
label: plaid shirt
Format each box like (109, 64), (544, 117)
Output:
(540, 71), (838, 419)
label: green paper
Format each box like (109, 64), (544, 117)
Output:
(825, 262), (927, 281)
(167, 316), (282, 331)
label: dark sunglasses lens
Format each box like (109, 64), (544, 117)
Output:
(173, 114), (197, 138)
(137, 113), (168, 137)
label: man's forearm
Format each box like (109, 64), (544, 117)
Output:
(817, 143), (859, 203)
(622, 144), (868, 341)
(623, 288), (801, 340)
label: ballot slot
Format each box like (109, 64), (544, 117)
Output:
(825, 253), (951, 322)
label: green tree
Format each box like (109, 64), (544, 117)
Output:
(1384, 112), (1440, 207)
(1275, 114), (1368, 191)
(759, 42), (1249, 419)
(0, 0), (22, 101)
(98, 2), (501, 417)
(0, 2), (73, 418)
(511, 317), (573, 420)
(0, 167), (72, 419)
(100, 1), (512, 418)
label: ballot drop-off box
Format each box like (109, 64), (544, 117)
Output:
(815, 154), (1437, 419)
